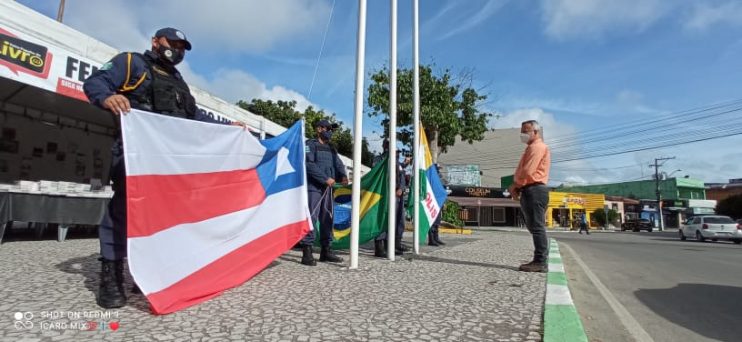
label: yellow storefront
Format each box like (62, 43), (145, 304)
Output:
(547, 192), (605, 229)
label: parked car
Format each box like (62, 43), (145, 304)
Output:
(621, 218), (653, 232)
(679, 215), (742, 244)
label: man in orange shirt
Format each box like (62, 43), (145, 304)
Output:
(509, 120), (551, 272)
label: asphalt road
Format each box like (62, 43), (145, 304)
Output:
(557, 230), (742, 342)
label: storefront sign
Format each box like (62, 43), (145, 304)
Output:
(449, 185), (506, 198)
(564, 196), (585, 206)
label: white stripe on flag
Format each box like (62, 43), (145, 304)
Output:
(128, 186), (308, 294)
(421, 177), (441, 226)
(122, 109), (266, 176)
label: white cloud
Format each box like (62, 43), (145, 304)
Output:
(490, 107), (575, 143)
(616, 90), (660, 115)
(62, 0), (322, 112)
(685, 2), (742, 31)
(437, 1), (509, 40)
(179, 63), (317, 111)
(66, 0), (330, 54)
(541, 0), (667, 40)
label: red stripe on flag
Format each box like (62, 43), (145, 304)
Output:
(126, 169), (266, 237)
(144, 220), (310, 314)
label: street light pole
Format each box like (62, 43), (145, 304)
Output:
(56, 0), (66, 22)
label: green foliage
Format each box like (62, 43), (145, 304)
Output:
(591, 208), (620, 227)
(716, 194), (742, 219)
(366, 65), (492, 158)
(237, 98), (373, 164)
(442, 200), (464, 227)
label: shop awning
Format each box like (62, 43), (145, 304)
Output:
(448, 196), (521, 208)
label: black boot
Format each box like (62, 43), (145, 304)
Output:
(374, 240), (387, 258)
(97, 260), (127, 309)
(300, 245), (316, 266)
(434, 230), (446, 245)
(428, 231), (439, 246)
(320, 247), (343, 263)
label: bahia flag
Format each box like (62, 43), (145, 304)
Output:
(121, 110), (311, 314)
(329, 156), (389, 249)
(410, 127), (449, 244)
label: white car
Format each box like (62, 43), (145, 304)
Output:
(679, 215), (742, 244)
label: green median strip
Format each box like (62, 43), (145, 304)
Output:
(543, 238), (588, 342)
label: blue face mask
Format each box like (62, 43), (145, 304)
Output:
(320, 130), (333, 141)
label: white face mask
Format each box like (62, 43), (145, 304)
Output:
(520, 133), (531, 144)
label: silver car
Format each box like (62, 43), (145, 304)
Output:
(680, 215), (742, 244)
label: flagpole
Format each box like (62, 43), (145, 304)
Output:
(349, 0), (367, 270)
(387, 0), (398, 261)
(412, 0), (421, 255)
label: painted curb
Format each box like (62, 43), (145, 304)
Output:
(543, 239), (588, 342)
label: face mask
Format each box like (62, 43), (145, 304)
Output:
(320, 130), (333, 141)
(520, 133), (531, 144)
(156, 44), (184, 66)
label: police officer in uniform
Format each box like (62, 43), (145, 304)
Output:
(84, 27), (244, 309)
(373, 140), (410, 257)
(301, 120), (348, 266)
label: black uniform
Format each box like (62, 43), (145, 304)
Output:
(84, 50), (220, 262)
(302, 138), (347, 247)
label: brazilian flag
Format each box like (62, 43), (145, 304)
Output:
(327, 156), (389, 249)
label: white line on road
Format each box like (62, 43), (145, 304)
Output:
(562, 242), (655, 342)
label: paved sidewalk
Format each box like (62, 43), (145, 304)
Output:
(0, 231), (545, 341)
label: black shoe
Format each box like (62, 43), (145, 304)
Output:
(97, 260), (127, 309)
(374, 240), (387, 258)
(428, 232), (439, 246)
(396, 242), (409, 252)
(519, 262), (547, 273)
(300, 245), (316, 266)
(433, 231), (446, 245)
(319, 247), (343, 263)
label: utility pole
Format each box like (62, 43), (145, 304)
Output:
(56, 0), (66, 23)
(651, 157), (675, 231)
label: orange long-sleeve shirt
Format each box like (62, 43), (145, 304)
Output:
(514, 138), (551, 189)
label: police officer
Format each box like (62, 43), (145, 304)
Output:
(374, 140), (410, 257)
(84, 27), (244, 309)
(301, 120), (348, 266)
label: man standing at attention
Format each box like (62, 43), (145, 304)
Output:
(509, 120), (551, 273)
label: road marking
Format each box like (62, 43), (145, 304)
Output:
(549, 263), (565, 273)
(544, 239), (587, 342)
(561, 242), (655, 342)
(546, 284), (573, 305)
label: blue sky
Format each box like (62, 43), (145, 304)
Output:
(17, 0), (742, 184)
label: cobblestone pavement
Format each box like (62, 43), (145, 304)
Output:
(0, 230), (545, 341)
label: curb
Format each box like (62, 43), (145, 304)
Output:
(543, 238), (588, 342)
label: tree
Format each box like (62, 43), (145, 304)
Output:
(716, 194), (742, 219)
(591, 209), (620, 227)
(367, 65), (492, 163)
(236, 99), (373, 164)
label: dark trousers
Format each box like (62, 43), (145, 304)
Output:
(302, 188), (334, 248)
(376, 197), (406, 243)
(579, 223), (590, 234)
(430, 212), (441, 234)
(519, 184), (549, 263)
(99, 153), (127, 261)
